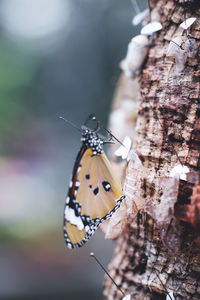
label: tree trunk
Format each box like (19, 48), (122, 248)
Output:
(104, 0), (200, 299)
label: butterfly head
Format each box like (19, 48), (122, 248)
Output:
(81, 126), (104, 155)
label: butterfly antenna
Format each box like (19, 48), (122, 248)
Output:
(90, 252), (126, 297)
(90, 115), (125, 148)
(59, 116), (81, 132)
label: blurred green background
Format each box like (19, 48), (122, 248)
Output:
(0, 0), (146, 299)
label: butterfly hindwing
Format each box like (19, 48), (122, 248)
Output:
(63, 146), (124, 249)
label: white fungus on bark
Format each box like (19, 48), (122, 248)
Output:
(140, 21), (162, 35)
(169, 164), (190, 181)
(114, 136), (132, 160)
(179, 17), (196, 30)
(166, 35), (197, 74)
(120, 34), (149, 77)
(132, 8), (149, 26)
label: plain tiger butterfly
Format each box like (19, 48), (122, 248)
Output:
(62, 114), (125, 249)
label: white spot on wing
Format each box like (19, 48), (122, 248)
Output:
(85, 225), (89, 232)
(64, 206), (84, 230)
(77, 166), (81, 173)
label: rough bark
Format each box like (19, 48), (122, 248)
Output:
(104, 0), (200, 299)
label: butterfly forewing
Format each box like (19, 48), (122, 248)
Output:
(77, 150), (123, 219)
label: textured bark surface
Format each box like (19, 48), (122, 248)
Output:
(104, 0), (200, 299)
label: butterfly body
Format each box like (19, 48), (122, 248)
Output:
(63, 124), (125, 249)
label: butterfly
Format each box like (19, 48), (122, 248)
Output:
(62, 115), (125, 249)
